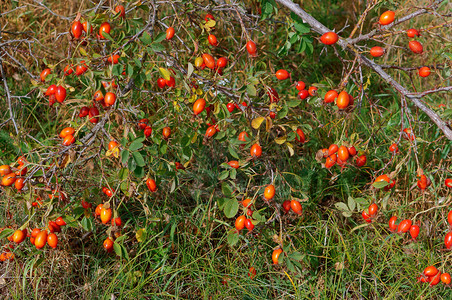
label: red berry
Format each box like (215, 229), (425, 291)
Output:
(275, 69), (289, 80)
(409, 225), (420, 239)
(320, 32), (338, 45)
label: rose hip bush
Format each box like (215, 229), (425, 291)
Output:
(0, 0), (451, 297)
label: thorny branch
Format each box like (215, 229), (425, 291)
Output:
(275, 0), (452, 140)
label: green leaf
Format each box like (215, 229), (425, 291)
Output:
(289, 251), (303, 261)
(81, 217), (93, 231)
(187, 62), (194, 79)
(218, 170), (229, 180)
(228, 145), (239, 159)
(287, 100), (301, 107)
(342, 211), (353, 217)
(286, 257), (295, 272)
(120, 181), (129, 195)
(294, 22), (310, 34)
(112, 64), (123, 76)
(128, 156), (136, 172)
(121, 149), (130, 164)
(129, 140), (143, 151)
(223, 198), (239, 218)
(101, 31), (114, 42)
(277, 105), (288, 118)
(348, 196), (356, 212)
(140, 31), (153, 45)
(154, 32), (166, 43)
(230, 168), (236, 180)
(126, 64), (134, 77)
(246, 84), (256, 97)
(252, 210), (266, 223)
(132, 151), (145, 167)
(150, 43), (165, 52)
(119, 168), (129, 180)
(227, 231), (239, 246)
(372, 181), (389, 189)
(0, 228), (14, 240)
(160, 143), (168, 155)
(134, 166), (145, 178)
(221, 182), (233, 197)
(334, 202), (350, 212)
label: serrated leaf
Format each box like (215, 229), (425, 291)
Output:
(287, 100), (300, 107)
(275, 136), (286, 144)
(286, 142), (294, 156)
(294, 22), (310, 34)
(227, 231), (239, 246)
(140, 31), (153, 45)
(132, 151), (145, 167)
(223, 198), (239, 218)
(289, 251), (303, 261)
(79, 47), (88, 56)
(81, 217), (93, 231)
(251, 117), (265, 129)
(136, 228), (147, 242)
(348, 196), (355, 212)
(219, 170), (229, 180)
(372, 181), (389, 189)
(187, 62), (194, 79)
(154, 32), (166, 43)
(121, 149), (130, 164)
(230, 168), (236, 179)
(277, 105), (288, 118)
(101, 31), (114, 42)
(151, 43), (165, 52)
(119, 168), (129, 180)
(228, 145), (239, 159)
(334, 202), (350, 212)
(159, 67), (171, 81)
(354, 197), (367, 204)
(247, 84), (256, 97)
(286, 258), (295, 272)
(221, 182), (233, 197)
(129, 140), (143, 151)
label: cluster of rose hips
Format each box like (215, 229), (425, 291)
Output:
(319, 143), (365, 169)
(388, 216), (420, 240)
(5, 216), (67, 253)
(362, 203), (378, 223)
(0, 156), (27, 191)
(323, 89), (354, 110)
(44, 83), (66, 106)
(418, 266), (451, 287)
(282, 199), (303, 215)
(443, 211), (452, 250)
(234, 198), (256, 233)
(138, 118), (153, 138)
(59, 127), (76, 146)
(194, 53), (228, 75)
(157, 75), (176, 89)
(371, 11), (431, 78)
(70, 5), (123, 42)
(93, 200), (122, 253)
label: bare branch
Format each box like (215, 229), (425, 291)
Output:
(0, 57), (19, 134)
